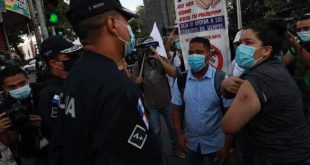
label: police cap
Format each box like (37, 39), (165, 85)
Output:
(67, 0), (138, 25)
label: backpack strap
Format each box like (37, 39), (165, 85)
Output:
(171, 50), (177, 65)
(214, 70), (226, 114)
(177, 71), (188, 103)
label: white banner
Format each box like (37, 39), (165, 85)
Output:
(175, 0), (231, 72)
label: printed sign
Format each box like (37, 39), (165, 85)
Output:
(5, 0), (30, 18)
(175, 0), (231, 72)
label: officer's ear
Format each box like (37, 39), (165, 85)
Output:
(106, 16), (119, 37)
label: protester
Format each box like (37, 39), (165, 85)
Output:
(165, 29), (186, 74)
(58, 0), (162, 164)
(283, 14), (310, 119)
(116, 58), (144, 85)
(172, 37), (233, 165)
(37, 36), (82, 165)
(136, 37), (183, 158)
(165, 29), (186, 101)
(221, 21), (310, 164)
(0, 66), (45, 165)
(230, 30), (245, 77)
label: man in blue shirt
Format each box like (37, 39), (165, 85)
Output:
(171, 37), (232, 165)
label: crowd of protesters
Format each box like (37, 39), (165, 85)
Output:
(0, 0), (309, 164)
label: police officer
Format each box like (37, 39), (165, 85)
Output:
(57, 0), (162, 164)
(36, 36), (82, 165)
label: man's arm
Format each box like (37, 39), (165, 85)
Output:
(298, 48), (310, 68)
(216, 134), (233, 164)
(288, 33), (310, 67)
(172, 104), (183, 138)
(164, 30), (177, 60)
(171, 78), (187, 153)
(150, 48), (176, 77)
(172, 104), (187, 154)
(221, 80), (261, 134)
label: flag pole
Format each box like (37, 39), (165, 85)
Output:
(236, 0), (242, 29)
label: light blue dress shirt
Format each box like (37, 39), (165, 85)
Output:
(171, 66), (232, 154)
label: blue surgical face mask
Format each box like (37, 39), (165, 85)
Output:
(116, 20), (136, 57)
(236, 44), (261, 69)
(297, 31), (310, 42)
(175, 42), (181, 49)
(188, 54), (206, 72)
(9, 84), (32, 100)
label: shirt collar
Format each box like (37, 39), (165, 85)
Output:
(188, 64), (213, 80)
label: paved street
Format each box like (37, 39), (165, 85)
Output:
(160, 116), (241, 165)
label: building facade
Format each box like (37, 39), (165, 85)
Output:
(143, 0), (175, 35)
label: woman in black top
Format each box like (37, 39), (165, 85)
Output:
(221, 21), (310, 164)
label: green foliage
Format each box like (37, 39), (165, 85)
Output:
(129, 5), (147, 39)
(6, 25), (27, 60)
(52, 1), (76, 41)
(226, 0), (310, 30)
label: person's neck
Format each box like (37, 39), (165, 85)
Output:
(83, 42), (122, 64)
(192, 65), (209, 80)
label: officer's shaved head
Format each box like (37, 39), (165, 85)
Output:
(73, 10), (124, 44)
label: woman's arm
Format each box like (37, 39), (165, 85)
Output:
(221, 80), (261, 134)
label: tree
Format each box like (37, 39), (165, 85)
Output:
(226, 0), (310, 31)
(6, 25), (27, 61)
(47, 1), (77, 41)
(129, 5), (148, 39)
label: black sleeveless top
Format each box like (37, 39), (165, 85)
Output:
(244, 61), (310, 163)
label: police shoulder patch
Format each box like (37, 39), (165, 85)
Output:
(127, 125), (147, 149)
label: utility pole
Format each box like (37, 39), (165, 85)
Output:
(28, 0), (42, 49)
(27, 24), (35, 58)
(34, 0), (49, 40)
(236, 0), (243, 29)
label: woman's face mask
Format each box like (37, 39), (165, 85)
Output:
(235, 44), (258, 69)
(236, 29), (271, 69)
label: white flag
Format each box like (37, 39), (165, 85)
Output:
(150, 22), (167, 58)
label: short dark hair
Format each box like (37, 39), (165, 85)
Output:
(190, 37), (211, 50)
(297, 14), (310, 22)
(244, 20), (287, 56)
(73, 10), (118, 44)
(0, 66), (28, 85)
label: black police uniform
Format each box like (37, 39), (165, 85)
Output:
(37, 74), (64, 164)
(38, 74), (63, 137)
(0, 83), (45, 164)
(58, 50), (161, 165)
